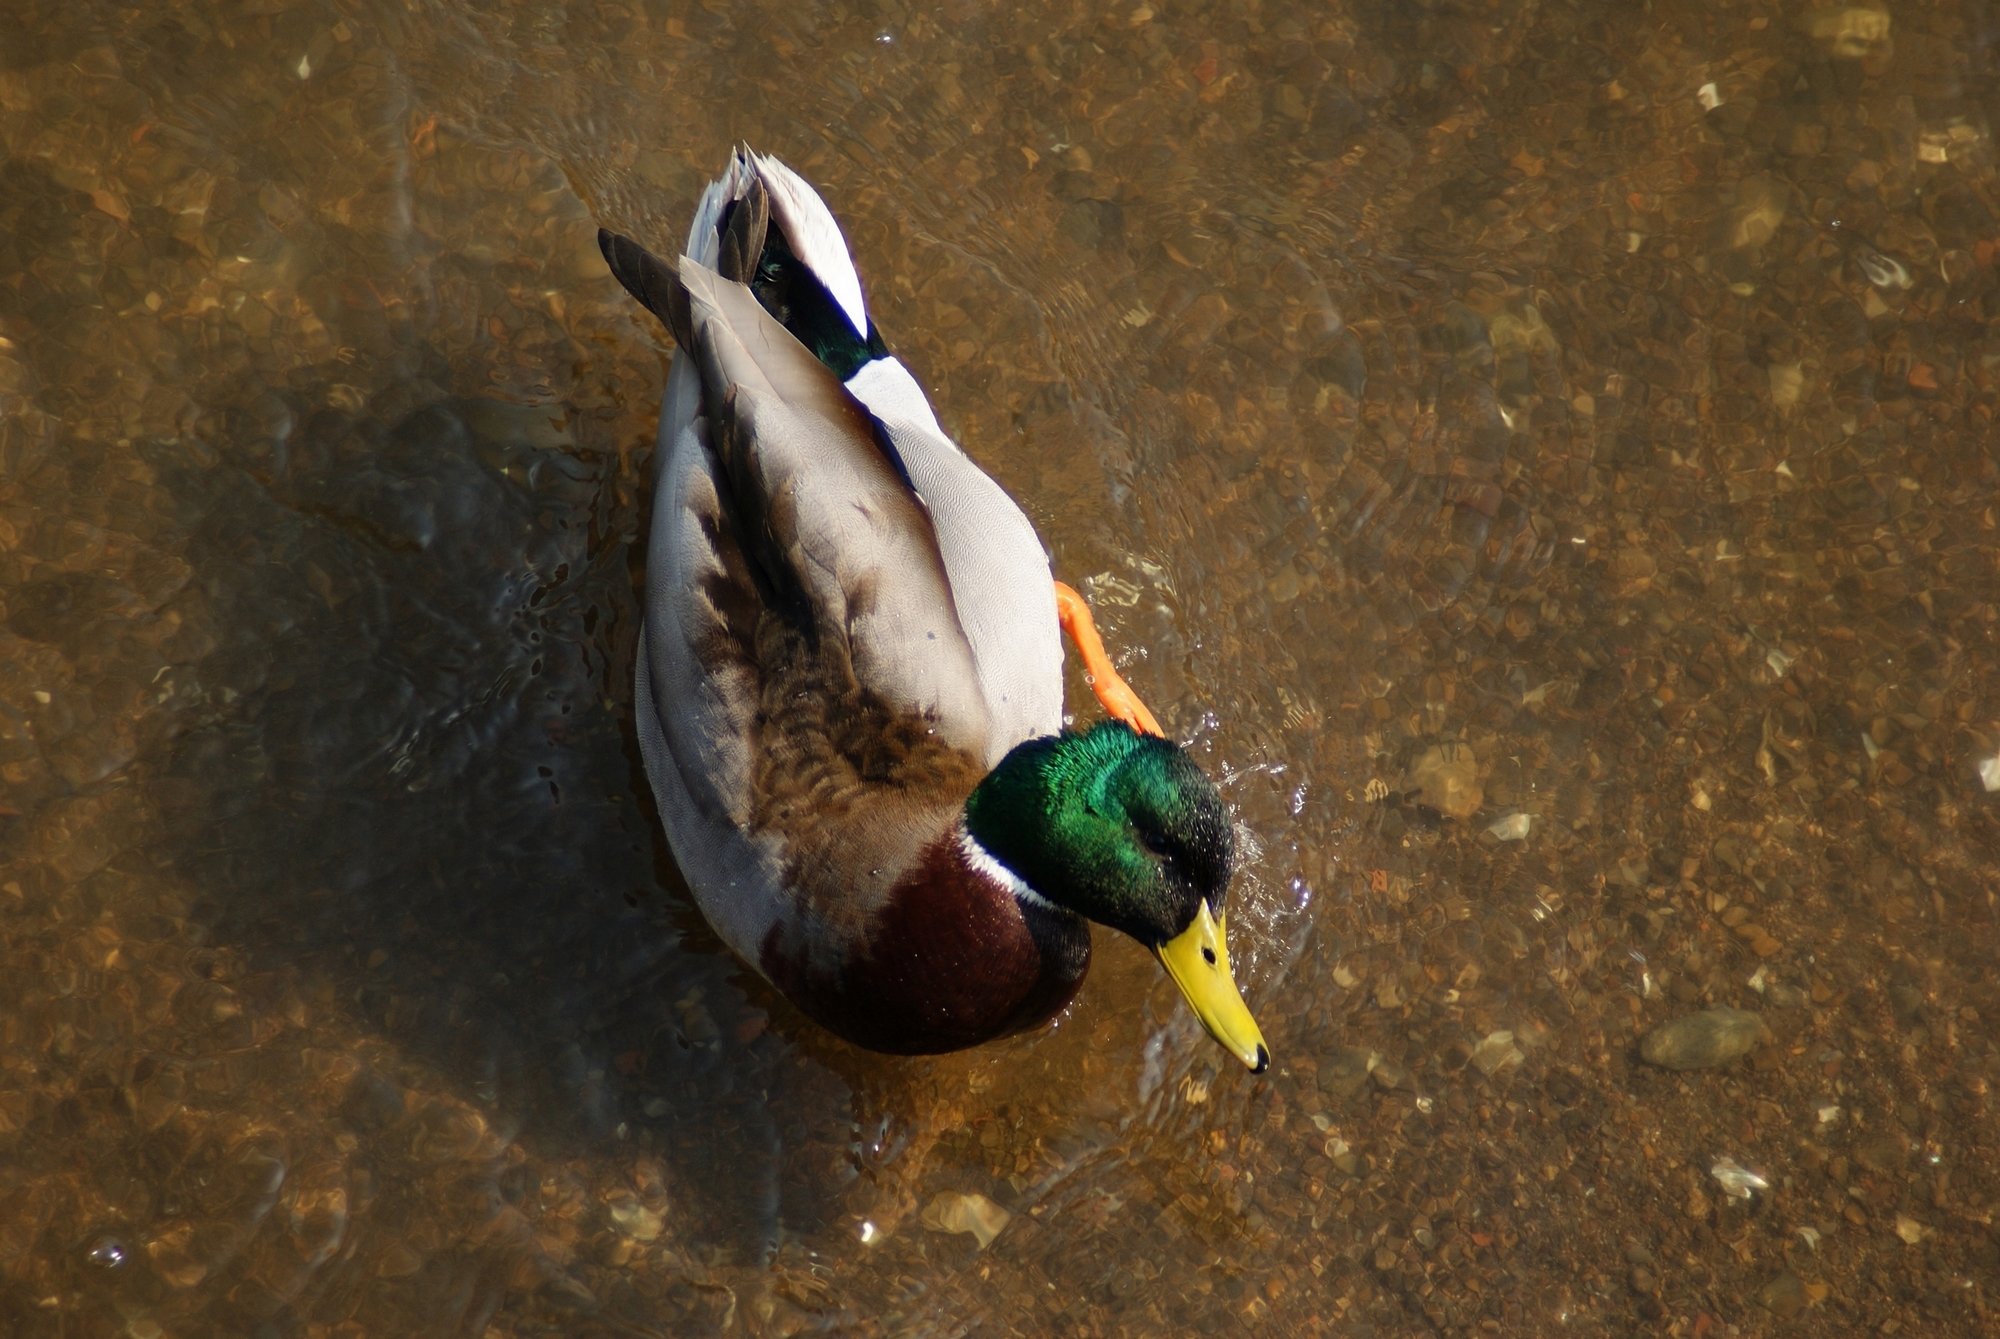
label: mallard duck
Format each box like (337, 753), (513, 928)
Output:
(600, 148), (1268, 1071)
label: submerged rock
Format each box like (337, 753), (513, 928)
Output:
(1469, 1030), (1525, 1077)
(1639, 1007), (1769, 1070)
(606, 1194), (664, 1242)
(1316, 1046), (1375, 1102)
(1710, 1155), (1770, 1200)
(1407, 745), (1483, 820)
(1758, 1271), (1807, 1317)
(921, 1192), (1011, 1249)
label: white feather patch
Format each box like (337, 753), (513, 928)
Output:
(957, 822), (1057, 913)
(845, 356), (944, 437)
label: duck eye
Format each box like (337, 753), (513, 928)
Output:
(1138, 828), (1174, 860)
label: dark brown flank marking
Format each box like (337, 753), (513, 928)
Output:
(691, 491), (764, 679)
(761, 830), (1091, 1055)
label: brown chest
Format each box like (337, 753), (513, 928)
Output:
(759, 831), (1091, 1055)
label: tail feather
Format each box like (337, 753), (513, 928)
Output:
(682, 149), (754, 270)
(677, 147), (870, 343)
(746, 150), (869, 339)
(598, 228), (692, 352)
(716, 170), (770, 284)
(613, 149), (875, 376)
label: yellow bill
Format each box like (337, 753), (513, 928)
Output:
(1153, 901), (1269, 1073)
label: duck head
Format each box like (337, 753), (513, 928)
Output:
(965, 721), (1269, 1072)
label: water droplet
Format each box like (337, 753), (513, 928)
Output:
(85, 1236), (128, 1269)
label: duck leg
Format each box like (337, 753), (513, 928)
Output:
(1052, 581), (1165, 737)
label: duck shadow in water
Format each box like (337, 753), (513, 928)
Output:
(148, 390), (932, 1270)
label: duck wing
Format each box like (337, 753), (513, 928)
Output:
(671, 257), (995, 752)
(856, 368), (1064, 760)
(700, 150), (1066, 759)
(743, 151), (1064, 756)
(606, 226), (1002, 964)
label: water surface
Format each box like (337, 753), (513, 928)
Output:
(2, 0), (1997, 1333)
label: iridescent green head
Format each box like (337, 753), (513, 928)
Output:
(965, 721), (1269, 1071)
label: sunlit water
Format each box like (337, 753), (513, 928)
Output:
(3, 0), (1996, 1333)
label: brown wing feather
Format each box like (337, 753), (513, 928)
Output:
(746, 615), (988, 953)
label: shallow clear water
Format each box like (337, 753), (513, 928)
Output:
(2, 0), (1997, 1333)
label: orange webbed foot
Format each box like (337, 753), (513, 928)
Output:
(1053, 581), (1165, 737)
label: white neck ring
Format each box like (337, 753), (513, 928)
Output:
(957, 823), (1059, 914)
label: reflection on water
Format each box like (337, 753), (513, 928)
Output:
(3, 0), (1997, 1332)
